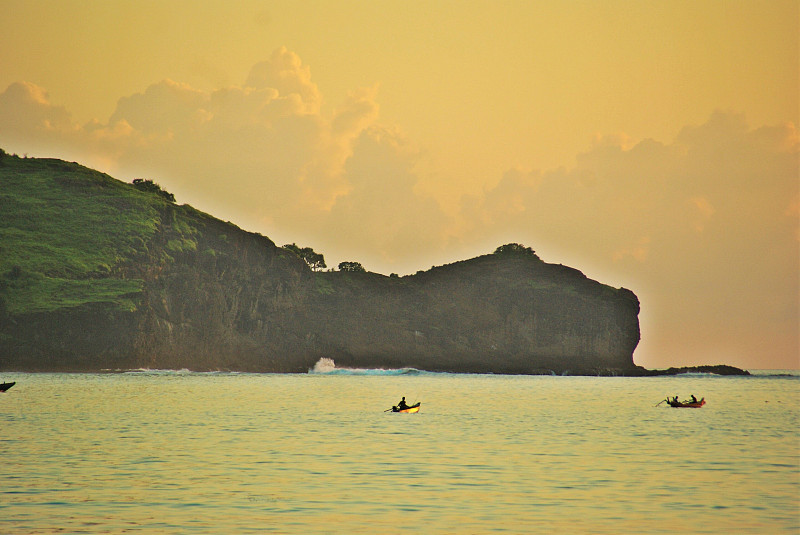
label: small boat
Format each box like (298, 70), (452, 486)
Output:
(390, 402), (421, 413)
(666, 397), (705, 408)
(0, 382), (15, 392)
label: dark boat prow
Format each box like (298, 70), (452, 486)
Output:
(0, 382), (15, 392)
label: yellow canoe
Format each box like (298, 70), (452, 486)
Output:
(391, 402), (420, 413)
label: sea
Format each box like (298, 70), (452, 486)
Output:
(1, 360), (797, 534)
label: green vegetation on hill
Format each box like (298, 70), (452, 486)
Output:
(0, 154), (172, 314)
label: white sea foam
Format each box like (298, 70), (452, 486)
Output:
(121, 368), (195, 375)
(308, 357), (424, 375)
(309, 357), (337, 373)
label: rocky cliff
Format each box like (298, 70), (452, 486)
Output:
(304, 257), (640, 375)
(0, 154), (642, 374)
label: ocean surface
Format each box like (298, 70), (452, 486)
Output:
(1, 361), (797, 534)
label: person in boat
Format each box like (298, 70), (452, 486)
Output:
(672, 395), (679, 404)
(690, 394), (698, 403)
(397, 397), (409, 410)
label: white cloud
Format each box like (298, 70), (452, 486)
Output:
(244, 46), (321, 115)
(318, 126), (449, 270)
(0, 81), (73, 132)
(0, 81), (77, 155)
(110, 79), (208, 135)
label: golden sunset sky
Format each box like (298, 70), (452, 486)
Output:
(1, 0), (797, 369)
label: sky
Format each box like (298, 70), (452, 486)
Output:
(0, 0), (797, 370)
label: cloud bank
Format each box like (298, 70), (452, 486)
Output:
(0, 47), (797, 369)
(459, 114), (799, 368)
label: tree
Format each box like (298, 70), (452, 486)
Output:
(338, 261), (365, 272)
(494, 243), (537, 257)
(283, 243), (326, 271)
(132, 178), (176, 203)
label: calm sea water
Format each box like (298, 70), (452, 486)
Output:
(1, 364), (797, 534)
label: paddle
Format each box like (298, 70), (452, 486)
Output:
(654, 399), (667, 407)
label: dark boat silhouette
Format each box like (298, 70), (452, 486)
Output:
(667, 397), (705, 408)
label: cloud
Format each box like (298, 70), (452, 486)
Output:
(29, 48), (380, 231)
(318, 126), (450, 270)
(0, 47), (447, 270)
(0, 81), (73, 132)
(686, 196), (715, 233)
(110, 79), (208, 135)
(0, 81), (78, 155)
(245, 46), (321, 115)
(612, 236), (651, 263)
(457, 111), (799, 367)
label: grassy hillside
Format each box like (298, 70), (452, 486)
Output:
(0, 153), (171, 314)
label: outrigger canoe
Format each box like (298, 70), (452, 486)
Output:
(0, 382), (15, 392)
(667, 397), (705, 408)
(391, 402), (421, 413)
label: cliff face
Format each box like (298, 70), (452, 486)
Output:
(302, 257), (640, 375)
(0, 155), (641, 374)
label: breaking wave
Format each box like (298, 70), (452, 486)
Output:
(308, 358), (426, 376)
